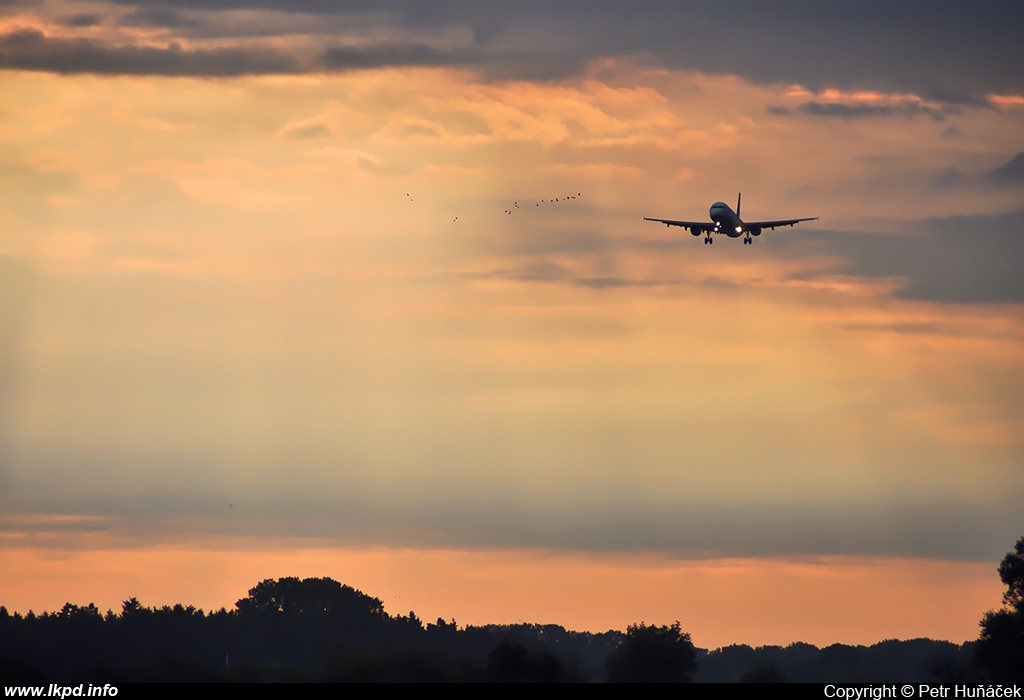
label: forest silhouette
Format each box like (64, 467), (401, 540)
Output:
(2, 537), (1022, 683)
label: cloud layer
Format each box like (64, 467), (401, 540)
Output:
(4, 1), (1023, 102)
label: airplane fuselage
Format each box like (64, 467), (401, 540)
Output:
(709, 201), (747, 238)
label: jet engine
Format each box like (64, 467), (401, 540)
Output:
(690, 226), (702, 236)
(749, 225), (762, 237)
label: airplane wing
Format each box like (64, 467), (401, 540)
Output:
(643, 217), (715, 233)
(747, 217), (818, 230)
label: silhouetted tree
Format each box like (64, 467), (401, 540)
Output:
(486, 642), (561, 683)
(121, 598), (143, 617)
(236, 577), (384, 619)
(740, 665), (787, 682)
(976, 536), (1024, 682)
(606, 622), (697, 683)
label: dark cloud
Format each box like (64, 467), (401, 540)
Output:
(4, 1), (1022, 101)
(985, 152), (1024, 187)
(574, 276), (646, 289)
(932, 166), (965, 189)
(472, 19), (501, 45)
(0, 27), (472, 76)
(797, 100), (959, 121)
(322, 42), (472, 71)
(57, 14), (103, 27)
(480, 265), (685, 290)
(784, 210), (1024, 304)
(0, 27), (303, 75)
(119, 5), (198, 28)
(840, 321), (947, 335)
(0, 159), (80, 191)
(909, 154), (1024, 192)
(282, 123), (330, 139)
(500, 261), (571, 283)
(915, 86), (996, 108)
(6, 485), (1020, 561)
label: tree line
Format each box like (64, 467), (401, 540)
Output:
(1, 536), (1021, 682)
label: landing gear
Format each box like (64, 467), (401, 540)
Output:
(743, 237), (752, 245)
(704, 236), (713, 245)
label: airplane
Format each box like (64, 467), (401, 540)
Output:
(644, 193), (817, 244)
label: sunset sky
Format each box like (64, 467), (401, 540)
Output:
(1, 0), (1023, 649)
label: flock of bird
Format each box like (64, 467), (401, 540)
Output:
(406, 191), (583, 223)
(503, 193), (582, 216)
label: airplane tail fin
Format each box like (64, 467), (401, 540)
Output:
(737, 192), (741, 218)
